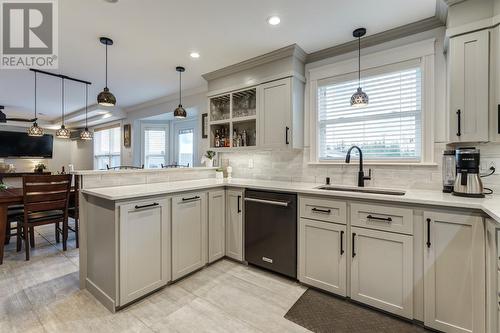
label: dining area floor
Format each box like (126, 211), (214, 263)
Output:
(0, 223), (310, 333)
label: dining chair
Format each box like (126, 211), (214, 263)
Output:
(16, 174), (71, 260)
(106, 164), (144, 170)
(161, 163), (190, 168)
(57, 175), (79, 248)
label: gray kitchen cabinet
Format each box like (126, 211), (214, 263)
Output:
(423, 211), (485, 333)
(226, 189), (243, 261)
(491, 26), (500, 142)
(118, 198), (170, 306)
(448, 29), (490, 143)
(208, 189), (225, 263)
(171, 192), (208, 280)
(350, 226), (413, 319)
(258, 77), (304, 149)
(299, 218), (347, 296)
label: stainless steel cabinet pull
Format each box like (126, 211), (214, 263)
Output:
(426, 218), (431, 248)
(340, 230), (344, 255)
(456, 109), (461, 137)
(367, 215), (392, 223)
(237, 195), (241, 213)
(352, 233), (356, 257)
(244, 197), (289, 207)
(285, 126), (290, 145)
(312, 208), (331, 214)
(135, 202), (159, 210)
(182, 196), (200, 202)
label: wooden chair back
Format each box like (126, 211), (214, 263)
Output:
(22, 174), (72, 216)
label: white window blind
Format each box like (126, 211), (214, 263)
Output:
(93, 126), (121, 170)
(144, 128), (167, 168)
(317, 64), (422, 161)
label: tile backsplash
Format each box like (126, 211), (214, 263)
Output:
(221, 142), (500, 193)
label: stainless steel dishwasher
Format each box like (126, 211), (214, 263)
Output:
(244, 189), (297, 279)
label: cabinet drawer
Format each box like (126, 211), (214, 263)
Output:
(300, 196), (346, 224)
(350, 203), (413, 235)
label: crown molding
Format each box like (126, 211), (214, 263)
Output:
(202, 44), (307, 82)
(443, 0), (466, 5)
(306, 16), (444, 64)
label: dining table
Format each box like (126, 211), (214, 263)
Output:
(0, 188), (24, 265)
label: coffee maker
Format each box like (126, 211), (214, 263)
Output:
(453, 148), (484, 198)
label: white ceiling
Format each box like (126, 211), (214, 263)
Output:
(0, 0), (436, 123)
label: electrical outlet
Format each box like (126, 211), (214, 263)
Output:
(248, 159), (254, 169)
(481, 158), (498, 174)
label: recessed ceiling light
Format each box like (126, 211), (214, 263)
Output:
(267, 16), (281, 26)
(190, 52), (200, 59)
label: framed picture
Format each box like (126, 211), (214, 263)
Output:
(202, 113), (208, 139)
(123, 124), (131, 148)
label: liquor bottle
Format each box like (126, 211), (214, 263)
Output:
(242, 129), (247, 146)
(221, 129), (225, 147)
(215, 130), (220, 148)
(233, 129), (238, 147)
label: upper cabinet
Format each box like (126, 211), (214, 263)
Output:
(448, 30), (490, 143)
(203, 44), (306, 151)
(491, 26), (500, 142)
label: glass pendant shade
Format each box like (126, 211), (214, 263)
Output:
(350, 87), (369, 107)
(97, 87), (116, 106)
(27, 122), (44, 136)
(80, 127), (93, 140)
(174, 104), (187, 118)
(56, 124), (70, 139)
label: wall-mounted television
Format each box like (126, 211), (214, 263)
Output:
(0, 131), (53, 158)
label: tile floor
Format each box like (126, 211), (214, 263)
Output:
(0, 224), (310, 333)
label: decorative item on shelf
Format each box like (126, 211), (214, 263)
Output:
(56, 77), (71, 139)
(350, 28), (369, 107)
(68, 164), (75, 172)
(201, 113), (208, 138)
(0, 183), (7, 192)
(8, 164), (15, 173)
(226, 165), (233, 180)
(28, 71), (44, 137)
(80, 83), (93, 140)
(97, 37), (116, 107)
(123, 123), (131, 147)
(215, 168), (224, 180)
(174, 66), (187, 118)
(34, 163), (46, 174)
(201, 150), (216, 168)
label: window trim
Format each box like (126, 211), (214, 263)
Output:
(307, 38), (436, 165)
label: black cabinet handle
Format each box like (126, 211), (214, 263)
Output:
(497, 105), (500, 134)
(340, 230), (344, 255)
(426, 218), (431, 248)
(367, 215), (392, 223)
(352, 233), (356, 257)
(456, 109), (461, 137)
(182, 196), (200, 202)
(135, 202), (159, 210)
(285, 126), (290, 145)
(312, 208), (331, 214)
(237, 195), (241, 213)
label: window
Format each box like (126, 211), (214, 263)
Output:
(144, 127), (167, 168)
(177, 128), (194, 167)
(317, 64), (422, 162)
(94, 126), (121, 169)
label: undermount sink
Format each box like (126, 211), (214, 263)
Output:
(316, 185), (406, 196)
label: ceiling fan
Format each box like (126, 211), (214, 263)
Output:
(0, 105), (37, 123)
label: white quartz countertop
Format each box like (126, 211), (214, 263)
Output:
(71, 167), (217, 176)
(81, 178), (500, 223)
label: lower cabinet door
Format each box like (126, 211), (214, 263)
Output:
(119, 198), (170, 306)
(226, 190), (243, 261)
(171, 192), (207, 280)
(350, 227), (413, 319)
(299, 218), (346, 296)
(423, 212), (485, 333)
(208, 190), (225, 263)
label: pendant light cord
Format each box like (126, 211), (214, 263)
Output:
(179, 70), (182, 105)
(34, 71), (37, 119)
(85, 83), (88, 128)
(358, 36), (361, 88)
(105, 44), (108, 88)
(61, 77), (65, 125)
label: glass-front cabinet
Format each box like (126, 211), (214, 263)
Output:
(209, 87), (257, 149)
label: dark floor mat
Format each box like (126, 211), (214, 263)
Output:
(285, 289), (433, 333)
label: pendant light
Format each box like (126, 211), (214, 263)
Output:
(55, 77), (70, 139)
(80, 83), (93, 140)
(97, 37), (116, 106)
(174, 66), (186, 118)
(27, 71), (44, 136)
(350, 28), (369, 107)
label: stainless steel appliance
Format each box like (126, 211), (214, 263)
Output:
(453, 148), (484, 198)
(442, 150), (456, 193)
(244, 190), (297, 279)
